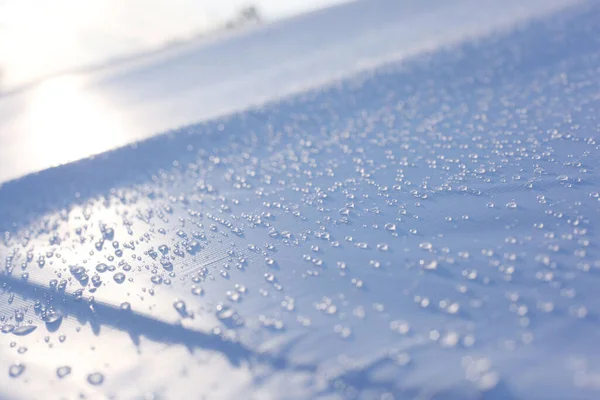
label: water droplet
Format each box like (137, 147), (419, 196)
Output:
(113, 272), (126, 284)
(191, 286), (204, 296)
(87, 372), (104, 386)
(338, 208), (351, 216)
(447, 302), (460, 314)
(56, 366), (71, 379)
(334, 324), (352, 339)
(377, 243), (389, 251)
(390, 320), (410, 334)
(441, 331), (460, 348)
(95, 263), (108, 273)
(102, 227), (114, 240)
(9, 363), (25, 378)
(12, 325), (37, 336)
(226, 290), (241, 302)
(216, 304), (236, 321)
(419, 242), (433, 250)
(43, 310), (63, 327)
(173, 300), (189, 317)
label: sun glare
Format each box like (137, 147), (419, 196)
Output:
(23, 77), (128, 169)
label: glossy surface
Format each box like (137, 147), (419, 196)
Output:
(1, 0), (599, 399)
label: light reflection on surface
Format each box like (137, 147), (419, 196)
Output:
(21, 77), (129, 173)
(0, 0), (576, 185)
(0, 0), (347, 89)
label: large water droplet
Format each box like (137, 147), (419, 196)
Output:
(95, 263), (108, 273)
(12, 325), (37, 336)
(43, 311), (63, 326)
(113, 272), (126, 284)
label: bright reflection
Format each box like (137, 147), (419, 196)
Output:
(24, 77), (128, 168)
(0, 0), (348, 89)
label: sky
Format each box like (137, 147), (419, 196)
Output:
(0, 0), (348, 89)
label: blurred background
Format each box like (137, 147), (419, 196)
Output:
(0, 0), (577, 184)
(0, 0), (347, 91)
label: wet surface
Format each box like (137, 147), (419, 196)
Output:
(1, 1), (600, 398)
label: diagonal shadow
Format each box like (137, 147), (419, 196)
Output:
(0, 271), (317, 376)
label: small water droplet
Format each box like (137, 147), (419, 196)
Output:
(9, 363), (25, 378)
(87, 372), (104, 386)
(191, 286), (204, 296)
(377, 243), (389, 251)
(419, 242), (433, 250)
(265, 257), (276, 267)
(56, 366), (71, 379)
(384, 223), (397, 232)
(173, 300), (189, 317)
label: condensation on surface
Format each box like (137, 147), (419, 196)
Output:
(1, 2), (600, 399)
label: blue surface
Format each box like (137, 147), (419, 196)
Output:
(1, 1), (600, 399)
